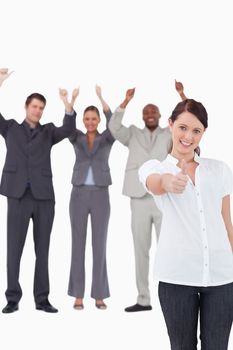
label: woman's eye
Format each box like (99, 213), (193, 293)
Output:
(180, 126), (186, 131)
(194, 130), (201, 134)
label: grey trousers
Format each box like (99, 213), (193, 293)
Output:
(130, 193), (162, 306)
(68, 185), (110, 299)
(6, 188), (55, 304)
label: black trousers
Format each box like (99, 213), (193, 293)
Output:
(158, 281), (233, 350)
(5, 188), (55, 304)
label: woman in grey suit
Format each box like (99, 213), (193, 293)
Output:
(68, 86), (115, 310)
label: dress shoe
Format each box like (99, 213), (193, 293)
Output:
(36, 300), (58, 313)
(2, 302), (19, 314)
(124, 303), (152, 312)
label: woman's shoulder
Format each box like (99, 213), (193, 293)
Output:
(199, 157), (232, 174)
(200, 156), (226, 165)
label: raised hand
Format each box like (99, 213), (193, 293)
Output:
(59, 88), (69, 103)
(59, 88), (74, 113)
(125, 88), (135, 102)
(95, 85), (110, 112)
(0, 68), (14, 87)
(72, 88), (79, 99)
(95, 85), (102, 98)
(175, 80), (184, 94)
(120, 88), (135, 109)
(175, 80), (187, 101)
(71, 88), (79, 106)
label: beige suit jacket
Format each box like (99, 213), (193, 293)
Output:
(109, 107), (172, 198)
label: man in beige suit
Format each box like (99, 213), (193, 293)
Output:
(109, 82), (186, 312)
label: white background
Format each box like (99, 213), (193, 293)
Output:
(0, 0), (233, 349)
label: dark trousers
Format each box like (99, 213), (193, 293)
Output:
(158, 282), (233, 350)
(6, 188), (55, 304)
(68, 185), (110, 299)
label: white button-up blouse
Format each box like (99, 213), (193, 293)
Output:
(139, 153), (233, 287)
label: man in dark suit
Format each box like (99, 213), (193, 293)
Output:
(0, 68), (78, 313)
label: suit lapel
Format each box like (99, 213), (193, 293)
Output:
(134, 127), (152, 152)
(22, 121), (42, 140)
(82, 132), (101, 156)
(139, 126), (162, 151)
(31, 124), (42, 139)
(82, 135), (90, 156)
(90, 133), (101, 155)
(22, 121), (32, 139)
(149, 126), (162, 148)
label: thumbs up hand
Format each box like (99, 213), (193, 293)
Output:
(161, 159), (188, 193)
(174, 159), (188, 193)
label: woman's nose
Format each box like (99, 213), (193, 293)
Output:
(184, 131), (192, 141)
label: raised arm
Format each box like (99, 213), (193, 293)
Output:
(175, 80), (187, 101)
(59, 87), (79, 113)
(0, 68), (14, 137)
(119, 88), (135, 109)
(71, 88), (79, 109)
(0, 68), (13, 88)
(51, 88), (78, 144)
(108, 88), (135, 146)
(60, 87), (84, 144)
(95, 84), (113, 130)
(95, 85), (111, 113)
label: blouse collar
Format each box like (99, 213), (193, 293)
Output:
(166, 152), (201, 165)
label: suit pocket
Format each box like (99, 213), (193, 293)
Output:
(41, 168), (53, 177)
(3, 166), (17, 173)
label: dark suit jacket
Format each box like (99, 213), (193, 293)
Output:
(69, 110), (115, 187)
(0, 111), (76, 199)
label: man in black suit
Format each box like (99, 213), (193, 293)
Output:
(0, 68), (78, 313)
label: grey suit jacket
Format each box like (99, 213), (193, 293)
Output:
(108, 107), (172, 198)
(69, 110), (115, 187)
(0, 111), (76, 200)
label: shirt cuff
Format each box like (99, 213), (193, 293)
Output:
(65, 110), (75, 116)
(116, 106), (125, 112)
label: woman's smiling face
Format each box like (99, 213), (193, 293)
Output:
(83, 110), (100, 132)
(169, 111), (205, 157)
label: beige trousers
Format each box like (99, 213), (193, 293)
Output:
(130, 193), (162, 305)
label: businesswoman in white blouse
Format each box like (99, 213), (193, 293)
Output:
(139, 99), (233, 350)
